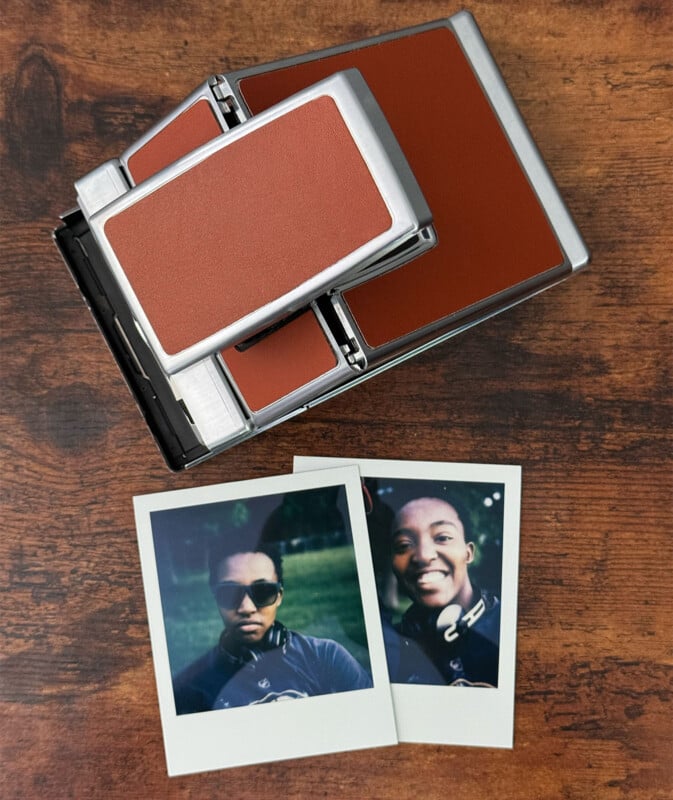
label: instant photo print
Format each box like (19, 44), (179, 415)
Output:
(133, 466), (397, 775)
(55, 11), (589, 469)
(294, 456), (522, 749)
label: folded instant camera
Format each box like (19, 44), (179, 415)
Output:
(54, 11), (589, 469)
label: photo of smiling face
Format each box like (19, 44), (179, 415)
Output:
(391, 497), (475, 610)
(214, 551), (283, 646)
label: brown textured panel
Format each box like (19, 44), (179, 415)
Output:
(126, 99), (223, 185)
(221, 310), (337, 412)
(103, 95), (392, 355)
(239, 27), (564, 348)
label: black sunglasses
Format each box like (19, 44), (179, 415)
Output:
(213, 581), (282, 610)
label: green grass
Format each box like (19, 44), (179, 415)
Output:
(162, 546), (370, 676)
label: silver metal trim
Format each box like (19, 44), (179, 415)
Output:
(170, 357), (249, 449)
(334, 224), (437, 292)
(75, 160), (129, 219)
(450, 11), (589, 271)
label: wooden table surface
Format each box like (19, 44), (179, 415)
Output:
(1, 0), (671, 797)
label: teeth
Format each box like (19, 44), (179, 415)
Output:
(415, 571), (446, 585)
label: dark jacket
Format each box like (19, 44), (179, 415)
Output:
(386, 590), (500, 687)
(173, 622), (372, 714)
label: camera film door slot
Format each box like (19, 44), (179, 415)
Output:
(87, 69), (433, 375)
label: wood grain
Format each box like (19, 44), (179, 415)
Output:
(1, 0), (671, 797)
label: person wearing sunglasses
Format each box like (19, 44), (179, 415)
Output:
(384, 496), (500, 687)
(172, 534), (372, 714)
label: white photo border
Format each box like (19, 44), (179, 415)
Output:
(293, 456), (522, 748)
(134, 465), (397, 775)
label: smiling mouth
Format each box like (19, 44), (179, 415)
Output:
(412, 570), (450, 587)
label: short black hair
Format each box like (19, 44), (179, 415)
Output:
(393, 495), (474, 542)
(207, 533), (284, 588)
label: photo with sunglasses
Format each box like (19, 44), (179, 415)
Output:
(150, 485), (373, 714)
